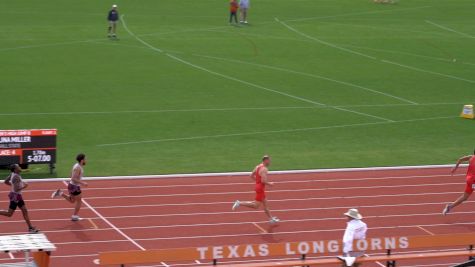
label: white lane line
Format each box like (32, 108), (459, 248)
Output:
(63, 180), (145, 251)
(417, 226), (435, 236)
(193, 53), (418, 105)
(3, 173), (464, 193)
(7, 173), (460, 194)
(8, 253), (14, 259)
(160, 262), (169, 267)
(5, 209), (473, 236)
(381, 59), (475, 84)
(277, 18), (377, 60)
(425, 20), (475, 39)
(82, 198), (145, 250)
(46, 221), (475, 245)
(96, 115), (456, 147)
(364, 254), (385, 267)
(38, 181), (464, 201)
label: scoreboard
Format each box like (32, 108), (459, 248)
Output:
(0, 129), (56, 170)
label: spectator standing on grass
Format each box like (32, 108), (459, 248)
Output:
(107, 4), (119, 38)
(239, 0), (250, 24)
(337, 209), (367, 267)
(229, 0), (239, 24)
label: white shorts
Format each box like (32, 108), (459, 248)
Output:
(109, 21), (118, 26)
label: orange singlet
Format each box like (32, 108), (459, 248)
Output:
(255, 164), (266, 202)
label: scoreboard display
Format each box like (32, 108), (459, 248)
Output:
(0, 129), (57, 168)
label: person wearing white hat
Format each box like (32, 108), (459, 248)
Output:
(107, 4), (119, 38)
(337, 208), (367, 266)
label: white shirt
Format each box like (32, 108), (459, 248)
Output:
(71, 163), (84, 185)
(239, 0), (250, 8)
(343, 219), (367, 253)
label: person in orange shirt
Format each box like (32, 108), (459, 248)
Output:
(229, 0), (239, 24)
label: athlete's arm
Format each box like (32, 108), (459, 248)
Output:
(250, 167), (256, 181)
(451, 155), (472, 175)
(260, 168), (274, 186)
(11, 176), (27, 192)
(4, 174), (11, 186)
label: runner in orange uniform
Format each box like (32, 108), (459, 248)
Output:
(232, 155), (280, 224)
(443, 149), (475, 215)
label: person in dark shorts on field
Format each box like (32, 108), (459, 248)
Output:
(107, 4), (119, 38)
(0, 164), (39, 233)
(229, 0), (239, 24)
(51, 153), (88, 221)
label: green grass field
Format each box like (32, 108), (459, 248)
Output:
(1, 0), (474, 177)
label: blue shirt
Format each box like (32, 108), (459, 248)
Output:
(108, 10), (119, 21)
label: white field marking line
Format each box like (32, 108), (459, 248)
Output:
(29, 181), (465, 201)
(48, 221), (475, 245)
(160, 262), (169, 267)
(87, 218), (99, 229)
(1, 101), (470, 117)
(82, 198), (145, 250)
(0, 39), (104, 52)
(285, 6), (433, 22)
(381, 59), (475, 84)
(122, 14), (392, 124)
(61, 181), (145, 251)
(193, 53), (418, 105)
(10, 173), (461, 194)
(364, 254), (385, 267)
(277, 18), (376, 60)
(121, 15), (162, 53)
(96, 115), (455, 147)
(195, 260), (202, 264)
(22, 163), (465, 183)
(425, 20), (475, 39)
(0, 106), (320, 116)
(7, 253), (14, 259)
(278, 19), (475, 85)
(8, 208), (475, 236)
(417, 226), (435, 236)
(252, 222), (268, 234)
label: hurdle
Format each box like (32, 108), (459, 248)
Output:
(99, 232), (475, 266)
(0, 234), (55, 267)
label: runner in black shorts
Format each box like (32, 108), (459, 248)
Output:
(0, 164), (38, 233)
(51, 153), (88, 221)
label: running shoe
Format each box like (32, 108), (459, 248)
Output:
(232, 200), (240, 211)
(28, 227), (39, 234)
(51, 189), (62, 199)
(442, 204), (451, 216)
(269, 217), (280, 224)
(71, 215), (82, 221)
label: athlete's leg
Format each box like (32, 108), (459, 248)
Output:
(450, 192), (471, 209)
(0, 208), (14, 217)
(19, 205), (33, 229)
(262, 199), (273, 219)
(73, 195), (82, 216)
(239, 201), (261, 209)
(62, 192), (75, 203)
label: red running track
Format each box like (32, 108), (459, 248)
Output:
(0, 166), (473, 267)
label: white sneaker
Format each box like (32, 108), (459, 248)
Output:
(337, 256), (356, 266)
(232, 200), (240, 211)
(71, 215), (82, 221)
(269, 217), (280, 224)
(443, 204), (451, 216)
(244, 21), (248, 24)
(51, 189), (62, 199)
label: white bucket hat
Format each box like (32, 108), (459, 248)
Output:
(344, 208), (363, 220)
(112, 4), (118, 8)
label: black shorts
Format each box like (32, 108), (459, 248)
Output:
(68, 183), (82, 196)
(8, 192), (25, 210)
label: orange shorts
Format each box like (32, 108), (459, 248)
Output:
(255, 190), (266, 202)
